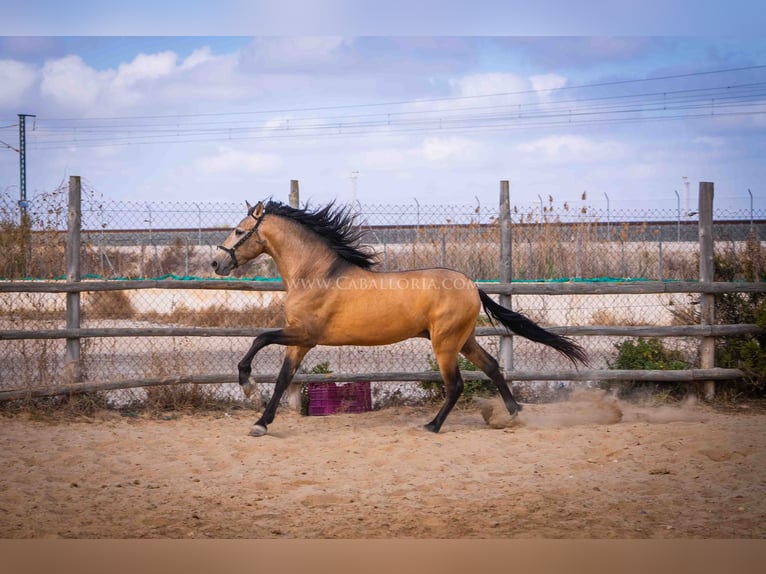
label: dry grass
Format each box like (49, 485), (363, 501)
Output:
(0, 391), (112, 419)
(141, 384), (240, 412)
(143, 300), (285, 328)
(665, 294), (700, 325)
(589, 309), (622, 326)
(83, 290), (136, 319)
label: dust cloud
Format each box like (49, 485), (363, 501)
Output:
(475, 389), (708, 429)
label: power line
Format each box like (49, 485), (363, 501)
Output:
(34, 81), (766, 133)
(28, 91), (766, 149)
(29, 89), (766, 137)
(0, 139), (19, 152)
(36, 63), (766, 123)
(27, 109), (766, 151)
(21, 65), (766, 150)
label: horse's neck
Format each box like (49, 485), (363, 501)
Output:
(262, 218), (338, 284)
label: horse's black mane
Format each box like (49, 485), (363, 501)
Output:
(263, 200), (377, 269)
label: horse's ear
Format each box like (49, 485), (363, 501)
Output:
(246, 200), (253, 212)
(253, 201), (264, 219)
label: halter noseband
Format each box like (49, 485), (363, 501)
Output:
(216, 205), (265, 269)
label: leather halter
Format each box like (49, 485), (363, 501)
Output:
(216, 205), (265, 269)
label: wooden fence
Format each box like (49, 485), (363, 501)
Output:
(0, 177), (764, 404)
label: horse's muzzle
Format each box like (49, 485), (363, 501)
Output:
(211, 254), (233, 276)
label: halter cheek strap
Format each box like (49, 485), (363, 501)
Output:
(216, 208), (265, 269)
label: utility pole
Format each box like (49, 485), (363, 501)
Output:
(18, 114), (36, 220)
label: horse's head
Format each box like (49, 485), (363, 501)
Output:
(211, 201), (267, 276)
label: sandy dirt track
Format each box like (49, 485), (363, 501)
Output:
(1, 394), (765, 539)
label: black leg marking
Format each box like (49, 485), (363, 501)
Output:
(250, 345), (311, 436)
(424, 357), (464, 433)
(237, 329), (304, 386)
(461, 337), (522, 416)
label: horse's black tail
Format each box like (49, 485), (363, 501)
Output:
(478, 289), (589, 366)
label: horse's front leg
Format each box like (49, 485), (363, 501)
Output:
(237, 329), (303, 397)
(250, 345), (312, 437)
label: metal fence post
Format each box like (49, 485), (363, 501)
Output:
(699, 182), (716, 400)
(499, 181), (513, 372)
(65, 176), (82, 383)
(658, 227), (664, 281)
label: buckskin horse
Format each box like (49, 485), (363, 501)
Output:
(211, 200), (587, 436)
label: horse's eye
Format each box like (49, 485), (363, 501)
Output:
(234, 229), (244, 236)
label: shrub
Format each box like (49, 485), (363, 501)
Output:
(713, 234), (766, 395)
(304, 361), (332, 374)
(661, 235), (766, 398)
(609, 337), (690, 371)
(604, 337), (691, 399)
(0, 217), (31, 278)
(83, 290), (136, 319)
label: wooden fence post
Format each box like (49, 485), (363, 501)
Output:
(699, 182), (715, 400)
(289, 180), (300, 209)
(286, 179), (302, 411)
(499, 180), (513, 372)
(65, 176), (82, 383)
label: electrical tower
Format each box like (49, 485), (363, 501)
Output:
(18, 113), (35, 219)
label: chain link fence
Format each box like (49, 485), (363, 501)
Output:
(1, 183), (764, 407)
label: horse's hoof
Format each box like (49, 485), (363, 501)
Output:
(423, 422), (440, 433)
(241, 381), (255, 399)
(249, 424), (268, 437)
(506, 401), (523, 416)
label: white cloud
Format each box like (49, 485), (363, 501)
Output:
(34, 49), (253, 114)
(199, 147), (282, 174)
(0, 59), (36, 107)
(514, 135), (626, 163)
(447, 72), (568, 111)
(450, 72), (528, 98)
(181, 47), (213, 70)
(530, 73), (567, 99)
(114, 51), (177, 88)
(360, 147), (409, 170)
(420, 136), (485, 163)
(357, 135), (489, 172)
(40, 55), (113, 111)
(240, 37), (349, 70)
(693, 136), (725, 148)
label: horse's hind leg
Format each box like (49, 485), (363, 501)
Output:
(460, 335), (522, 416)
(424, 350), (464, 433)
(250, 345), (312, 437)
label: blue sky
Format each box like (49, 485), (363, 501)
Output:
(1, 2), (765, 216)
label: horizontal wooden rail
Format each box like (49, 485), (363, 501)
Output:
(0, 368), (745, 402)
(485, 281), (766, 295)
(0, 279), (287, 293)
(0, 327), (278, 340)
(1, 279), (764, 295)
(2, 324), (762, 341)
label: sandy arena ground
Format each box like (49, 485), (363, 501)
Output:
(1, 392), (765, 539)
